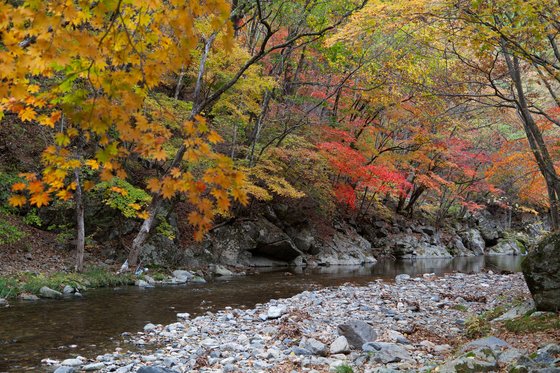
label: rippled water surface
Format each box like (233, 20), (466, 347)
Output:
(0, 256), (523, 372)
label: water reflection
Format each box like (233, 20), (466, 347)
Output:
(0, 255), (522, 372)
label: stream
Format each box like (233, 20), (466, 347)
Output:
(0, 255), (523, 372)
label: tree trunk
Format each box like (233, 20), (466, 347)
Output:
(502, 44), (560, 230)
(249, 90), (271, 167)
(74, 170), (85, 272)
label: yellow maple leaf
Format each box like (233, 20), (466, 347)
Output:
(146, 178), (161, 193)
(30, 191), (51, 207)
(19, 107), (37, 122)
(19, 173), (37, 182)
(11, 182), (27, 192)
(170, 167), (181, 178)
(152, 147), (168, 161)
(83, 180), (95, 191)
(110, 186), (128, 196)
(27, 84), (40, 93)
(137, 210), (150, 220)
(85, 159), (99, 170)
(28, 180), (44, 194)
(232, 187), (248, 205)
(128, 203), (141, 210)
(56, 189), (73, 201)
(161, 178), (176, 199)
(55, 133), (71, 147)
(8, 194), (27, 207)
(207, 130), (223, 144)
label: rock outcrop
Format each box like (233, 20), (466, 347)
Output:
(522, 233), (560, 311)
(134, 202), (541, 268)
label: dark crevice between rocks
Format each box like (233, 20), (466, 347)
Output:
(248, 240), (303, 262)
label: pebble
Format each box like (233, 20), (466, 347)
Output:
(51, 273), (533, 372)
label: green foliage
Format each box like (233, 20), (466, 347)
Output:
(335, 364), (354, 373)
(452, 304), (468, 312)
(22, 208), (42, 227)
(0, 267), (135, 299)
(0, 277), (19, 298)
(155, 216), (176, 240)
(0, 218), (26, 245)
(504, 314), (560, 333)
(465, 305), (508, 338)
(465, 315), (491, 338)
(0, 171), (22, 209)
(95, 178), (152, 219)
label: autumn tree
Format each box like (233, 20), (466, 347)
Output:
(0, 0), (245, 271)
(430, 0), (560, 229)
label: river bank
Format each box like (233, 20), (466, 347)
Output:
(45, 271), (559, 373)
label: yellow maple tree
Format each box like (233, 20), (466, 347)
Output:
(1, 0), (246, 270)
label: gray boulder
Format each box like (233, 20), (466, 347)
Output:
(60, 358), (83, 366)
(522, 234), (560, 312)
(54, 367), (76, 373)
(461, 336), (510, 352)
(476, 212), (504, 246)
(211, 264), (233, 276)
(330, 336), (350, 354)
(395, 274), (411, 283)
(135, 279), (152, 288)
(487, 238), (524, 256)
(338, 320), (377, 348)
(362, 342), (412, 363)
(62, 285), (75, 294)
(449, 235), (475, 257)
(316, 230), (376, 265)
(267, 305), (286, 319)
(390, 234), (451, 259)
(190, 275), (206, 284)
(299, 337), (327, 356)
(460, 229), (485, 255)
(171, 270), (193, 282)
(19, 293), (39, 301)
(137, 367), (179, 373)
(143, 275), (156, 285)
(82, 362), (105, 371)
(0, 298), (8, 307)
(439, 347), (498, 372)
(39, 286), (62, 299)
(493, 300), (534, 322)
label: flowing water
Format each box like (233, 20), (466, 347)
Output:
(0, 256), (523, 372)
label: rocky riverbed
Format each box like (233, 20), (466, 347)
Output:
(46, 272), (559, 373)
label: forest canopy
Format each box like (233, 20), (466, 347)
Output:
(1, 0), (559, 270)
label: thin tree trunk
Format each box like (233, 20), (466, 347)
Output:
(174, 66), (186, 100)
(249, 90), (271, 167)
(127, 34), (218, 267)
(74, 170), (85, 272)
(502, 43), (560, 230)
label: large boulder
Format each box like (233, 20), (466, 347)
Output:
(315, 230), (376, 265)
(522, 234), (560, 312)
(390, 234), (451, 259)
(475, 212), (504, 246)
(439, 347), (498, 373)
(362, 342), (412, 363)
(460, 229), (485, 255)
(39, 286), (62, 299)
(486, 238), (525, 256)
(448, 235), (476, 257)
(141, 234), (182, 266)
(338, 320), (377, 348)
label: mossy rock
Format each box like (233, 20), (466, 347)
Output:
(522, 233), (560, 312)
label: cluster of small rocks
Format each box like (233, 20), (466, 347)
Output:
(45, 272), (557, 372)
(135, 268), (237, 289)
